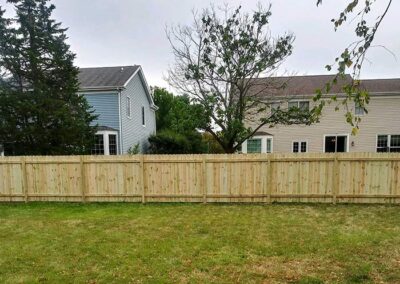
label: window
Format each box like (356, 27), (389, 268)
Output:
(288, 101), (309, 111)
(355, 102), (365, 116)
(91, 131), (118, 155)
(109, 134), (117, 155)
(266, 138), (272, 153)
(293, 141), (307, 153)
(141, 106), (145, 126)
(92, 135), (104, 155)
(377, 135), (400, 152)
(324, 135), (348, 153)
(247, 139), (262, 153)
(127, 97), (131, 117)
(0, 144), (4, 156)
(270, 102), (281, 112)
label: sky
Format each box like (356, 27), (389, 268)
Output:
(1, 0), (399, 90)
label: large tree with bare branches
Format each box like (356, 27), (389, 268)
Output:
(167, 5), (318, 153)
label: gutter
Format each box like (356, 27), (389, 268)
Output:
(118, 88), (124, 154)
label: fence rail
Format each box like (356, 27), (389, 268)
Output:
(1, 153), (400, 204)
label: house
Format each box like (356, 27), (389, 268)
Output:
(241, 75), (400, 153)
(79, 65), (157, 155)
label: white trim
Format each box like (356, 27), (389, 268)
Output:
(78, 90), (120, 95)
(376, 134), (400, 152)
(323, 134), (350, 153)
(291, 140), (308, 153)
(78, 87), (124, 92)
(126, 96), (132, 119)
(123, 67), (141, 88)
(354, 102), (365, 116)
(135, 67), (158, 110)
(242, 135), (274, 153)
(94, 130), (119, 155)
(288, 99), (310, 110)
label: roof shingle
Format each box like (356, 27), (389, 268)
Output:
(250, 74), (400, 97)
(78, 65), (140, 89)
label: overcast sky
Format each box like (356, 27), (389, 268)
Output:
(2, 0), (399, 90)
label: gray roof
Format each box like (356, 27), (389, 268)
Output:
(250, 74), (400, 98)
(78, 65), (140, 89)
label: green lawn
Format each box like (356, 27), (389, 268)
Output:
(1, 204), (400, 283)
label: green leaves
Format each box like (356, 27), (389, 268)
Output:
(0, 0), (97, 155)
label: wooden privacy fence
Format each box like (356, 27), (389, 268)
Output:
(1, 153), (400, 204)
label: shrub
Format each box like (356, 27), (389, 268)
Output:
(148, 130), (205, 154)
(127, 143), (140, 155)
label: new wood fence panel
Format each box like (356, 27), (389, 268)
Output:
(84, 156), (142, 202)
(1, 153), (400, 203)
(0, 157), (23, 202)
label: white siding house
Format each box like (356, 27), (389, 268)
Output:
(242, 75), (400, 154)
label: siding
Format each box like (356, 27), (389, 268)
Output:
(248, 95), (400, 153)
(83, 92), (120, 131)
(120, 72), (156, 153)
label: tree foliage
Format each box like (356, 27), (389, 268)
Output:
(153, 87), (207, 133)
(167, 5), (318, 153)
(316, 0), (393, 134)
(148, 87), (207, 154)
(148, 130), (205, 154)
(0, 0), (97, 155)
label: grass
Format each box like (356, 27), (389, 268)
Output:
(1, 203), (400, 283)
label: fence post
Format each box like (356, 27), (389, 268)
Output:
(333, 153), (340, 204)
(80, 156), (86, 203)
(202, 155), (207, 204)
(140, 155), (146, 204)
(21, 157), (28, 203)
(266, 154), (272, 204)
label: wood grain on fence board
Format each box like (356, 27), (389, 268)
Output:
(1, 153), (400, 203)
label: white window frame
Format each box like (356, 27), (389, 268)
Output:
(323, 134), (350, 153)
(292, 140), (308, 153)
(126, 97), (131, 118)
(141, 105), (146, 127)
(288, 100), (310, 111)
(376, 134), (400, 152)
(92, 130), (119, 155)
(242, 135), (274, 153)
(270, 102), (281, 112)
(355, 102), (365, 116)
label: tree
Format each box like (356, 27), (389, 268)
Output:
(167, 5), (318, 153)
(316, 0), (393, 133)
(149, 87), (207, 154)
(152, 87), (207, 133)
(0, 0), (97, 155)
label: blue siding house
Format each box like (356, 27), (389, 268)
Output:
(78, 66), (157, 155)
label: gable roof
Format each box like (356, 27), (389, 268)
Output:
(78, 65), (140, 89)
(360, 78), (400, 93)
(250, 74), (353, 98)
(250, 74), (400, 98)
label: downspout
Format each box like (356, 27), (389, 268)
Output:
(118, 89), (124, 154)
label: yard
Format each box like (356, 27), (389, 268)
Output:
(0, 204), (400, 283)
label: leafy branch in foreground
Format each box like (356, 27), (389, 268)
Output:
(316, 0), (393, 134)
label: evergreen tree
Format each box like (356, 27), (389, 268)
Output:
(0, 0), (97, 155)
